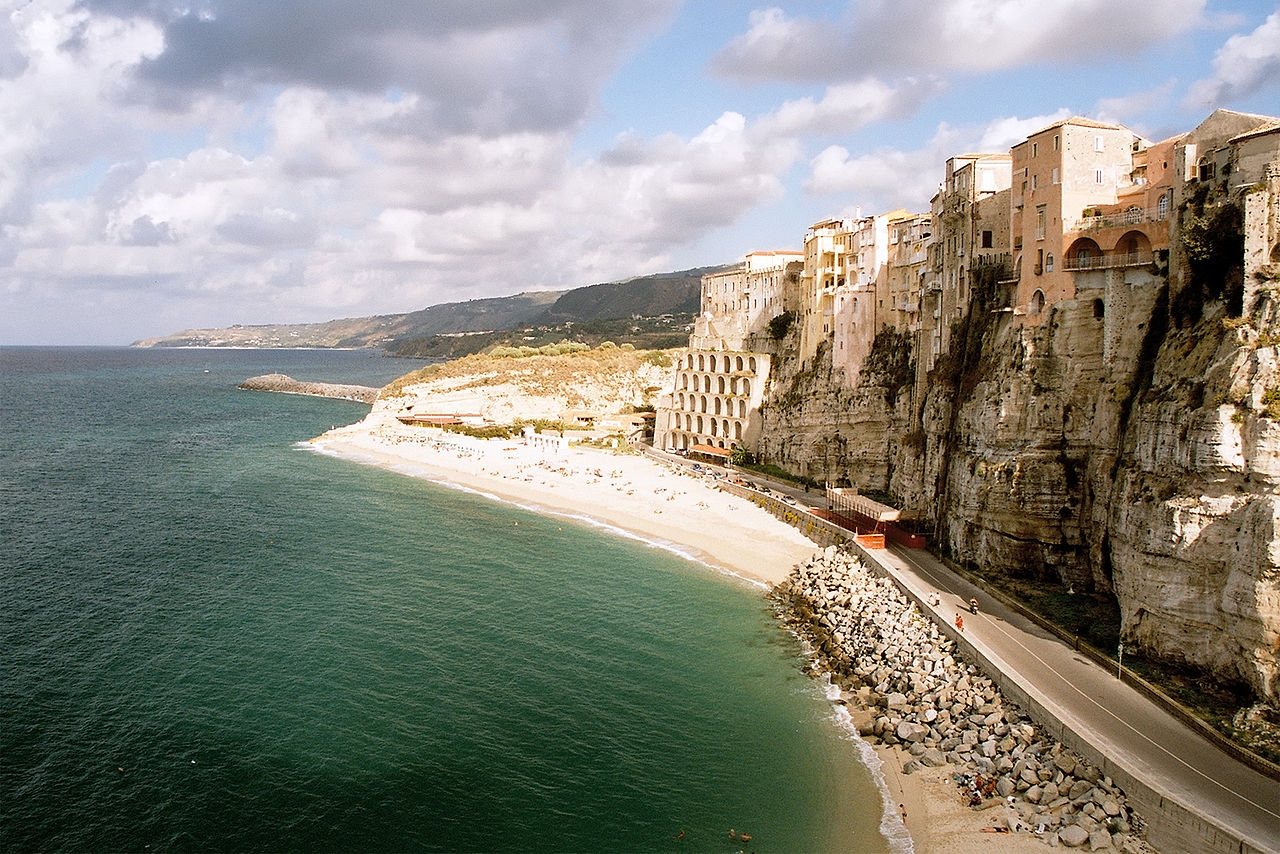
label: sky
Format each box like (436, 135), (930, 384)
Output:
(2, 0), (1279, 344)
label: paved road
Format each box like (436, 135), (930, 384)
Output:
(876, 542), (1280, 854)
(640, 446), (1279, 850)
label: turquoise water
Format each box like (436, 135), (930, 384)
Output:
(0, 347), (893, 852)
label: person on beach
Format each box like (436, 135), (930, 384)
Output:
(955, 614), (964, 631)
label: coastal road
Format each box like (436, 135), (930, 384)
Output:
(638, 445), (1278, 849)
(874, 543), (1280, 854)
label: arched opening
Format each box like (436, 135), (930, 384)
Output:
(1093, 298), (1105, 319)
(1030, 289), (1046, 315)
(1045, 253), (1054, 272)
(734, 421), (742, 440)
(1113, 230), (1151, 264)
(741, 379), (751, 397)
(698, 354), (705, 371)
(700, 395), (708, 413)
(696, 415), (703, 434)
(708, 354), (717, 372)
(714, 398), (722, 415)
(681, 374), (688, 390)
(735, 356), (744, 371)
(738, 399), (746, 418)
(748, 357), (757, 373)
(677, 393), (684, 409)
(722, 419), (730, 437)
(710, 419), (718, 437)
(1065, 237), (1102, 271)
(717, 376), (726, 394)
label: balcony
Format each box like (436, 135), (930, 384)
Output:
(1063, 251), (1153, 272)
(1070, 206), (1167, 231)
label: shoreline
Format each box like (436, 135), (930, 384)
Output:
(305, 413), (1077, 853)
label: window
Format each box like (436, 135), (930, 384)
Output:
(1032, 142), (1038, 157)
(982, 230), (993, 249)
(1094, 135), (1104, 152)
(1157, 193), (1170, 220)
(1046, 253), (1054, 272)
(1052, 167), (1060, 184)
(1036, 206), (1046, 239)
(1094, 168), (1104, 184)
(1053, 134), (1060, 151)
(1031, 174), (1038, 191)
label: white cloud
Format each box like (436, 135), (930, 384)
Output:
(804, 110), (1072, 212)
(714, 0), (1206, 80)
(1183, 10), (1280, 109)
(1094, 80), (1178, 124)
(754, 76), (945, 139)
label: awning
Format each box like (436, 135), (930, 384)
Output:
(688, 443), (731, 458)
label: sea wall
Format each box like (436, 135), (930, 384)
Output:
(238, 373), (380, 404)
(775, 547), (1154, 852)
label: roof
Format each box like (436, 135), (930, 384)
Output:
(688, 443), (731, 458)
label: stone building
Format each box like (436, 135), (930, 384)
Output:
(654, 251), (797, 453)
(1011, 118), (1147, 323)
(928, 154), (1012, 365)
(799, 217), (850, 364)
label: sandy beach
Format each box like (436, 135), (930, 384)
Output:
(308, 412), (816, 587)
(308, 412), (1049, 853)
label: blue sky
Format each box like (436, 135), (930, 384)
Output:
(1, 0), (1278, 344)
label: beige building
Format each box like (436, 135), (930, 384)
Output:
(799, 218), (850, 363)
(655, 251), (798, 453)
(1011, 118), (1147, 323)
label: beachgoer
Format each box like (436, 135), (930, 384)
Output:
(969, 597), (979, 614)
(955, 614), (964, 631)
(899, 803), (907, 822)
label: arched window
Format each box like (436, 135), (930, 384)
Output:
(741, 379), (751, 397)
(1030, 289), (1046, 315)
(700, 395), (708, 413)
(738, 399), (746, 418)
(1093, 298), (1105, 319)
(734, 421), (742, 440)
(708, 354), (717, 372)
(716, 376), (724, 394)
(681, 374), (688, 390)
(1157, 193), (1170, 221)
(736, 356), (744, 371)
(698, 354), (705, 371)
(749, 357), (757, 373)
(696, 415), (703, 434)
(710, 419), (718, 436)
(1045, 253), (1054, 272)
(678, 393), (684, 409)
(722, 419), (730, 437)
(714, 398), (722, 415)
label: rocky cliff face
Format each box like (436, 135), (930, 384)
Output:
(761, 266), (1280, 702)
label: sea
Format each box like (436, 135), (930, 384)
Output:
(0, 346), (901, 853)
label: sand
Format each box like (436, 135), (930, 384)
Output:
(307, 412), (1050, 853)
(308, 412), (816, 587)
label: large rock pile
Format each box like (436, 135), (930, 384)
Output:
(773, 547), (1153, 852)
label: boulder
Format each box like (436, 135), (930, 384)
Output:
(1059, 824), (1090, 847)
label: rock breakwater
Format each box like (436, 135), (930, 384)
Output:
(239, 374), (379, 404)
(773, 547), (1154, 852)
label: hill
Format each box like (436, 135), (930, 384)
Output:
(132, 266), (726, 350)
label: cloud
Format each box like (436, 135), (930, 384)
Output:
(1094, 80), (1177, 124)
(713, 0), (1206, 81)
(1183, 10), (1280, 109)
(804, 109), (1072, 212)
(75, 0), (680, 136)
(753, 76), (946, 138)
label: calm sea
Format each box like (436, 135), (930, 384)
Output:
(0, 347), (898, 853)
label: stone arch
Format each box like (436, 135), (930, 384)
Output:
(749, 357), (757, 373)
(717, 376), (726, 394)
(714, 397), (722, 415)
(738, 399), (746, 418)
(696, 415), (703, 434)
(700, 395), (708, 413)
(735, 355), (744, 371)
(1030, 289), (1046, 315)
(698, 354), (705, 371)
(722, 419), (730, 437)
(1113, 230), (1151, 261)
(709, 354), (718, 372)
(1065, 237), (1102, 270)
(734, 421), (742, 440)
(741, 379), (751, 397)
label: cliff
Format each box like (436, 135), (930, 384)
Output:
(757, 256), (1280, 705)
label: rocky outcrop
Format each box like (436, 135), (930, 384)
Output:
(776, 548), (1153, 852)
(238, 374), (380, 404)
